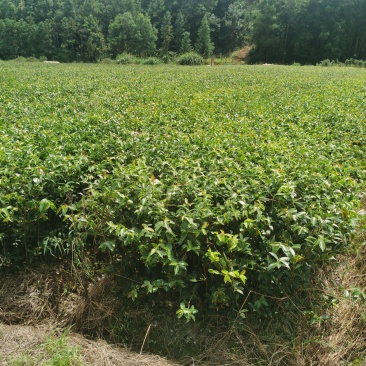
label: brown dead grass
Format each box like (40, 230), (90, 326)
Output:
(302, 252), (366, 365)
(300, 202), (366, 365)
(0, 264), (115, 335)
(0, 323), (177, 366)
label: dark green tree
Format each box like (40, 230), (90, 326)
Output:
(224, 0), (257, 51)
(59, 16), (80, 61)
(108, 12), (137, 57)
(196, 13), (213, 57)
(160, 10), (173, 62)
(172, 11), (185, 52)
(0, 0), (16, 19)
(145, 0), (165, 27)
(135, 12), (157, 57)
(79, 14), (106, 61)
(249, 0), (306, 64)
(36, 19), (56, 59)
(0, 19), (19, 59)
(180, 31), (192, 53)
(0, 18), (38, 59)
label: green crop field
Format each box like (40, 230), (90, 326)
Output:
(0, 62), (365, 319)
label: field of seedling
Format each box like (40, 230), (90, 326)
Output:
(0, 62), (365, 318)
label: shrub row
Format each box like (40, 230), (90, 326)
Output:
(318, 58), (366, 67)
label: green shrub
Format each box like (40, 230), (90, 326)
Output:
(142, 57), (162, 65)
(176, 52), (205, 65)
(330, 60), (342, 66)
(318, 58), (366, 68)
(116, 53), (136, 65)
(351, 59), (365, 67)
(318, 59), (331, 67)
(13, 56), (27, 62)
(13, 56), (40, 63)
(99, 58), (114, 64)
(26, 56), (40, 62)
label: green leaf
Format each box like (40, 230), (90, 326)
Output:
(99, 240), (116, 252)
(39, 199), (56, 214)
(317, 235), (326, 252)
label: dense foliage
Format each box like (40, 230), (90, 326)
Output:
(0, 0), (366, 64)
(176, 52), (204, 65)
(0, 63), (365, 317)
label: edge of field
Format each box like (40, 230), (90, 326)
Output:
(0, 200), (365, 366)
(0, 323), (178, 366)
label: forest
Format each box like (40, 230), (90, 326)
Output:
(0, 0), (366, 64)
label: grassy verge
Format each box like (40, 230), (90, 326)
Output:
(0, 327), (82, 366)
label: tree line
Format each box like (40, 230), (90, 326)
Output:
(0, 0), (365, 64)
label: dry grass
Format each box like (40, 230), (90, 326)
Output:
(1, 258), (365, 366)
(0, 323), (178, 366)
(1, 254), (366, 366)
(301, 252), (366, 365)
(0, 264), (115, 335)
(299, 200), (366, 365)
(0, 269), (56, 324)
